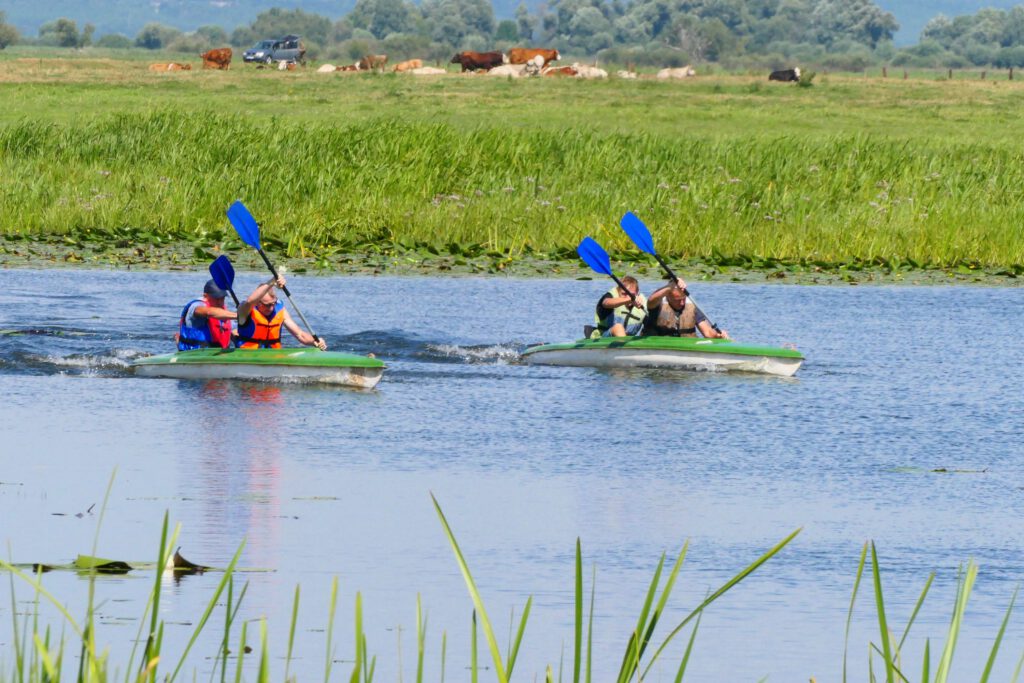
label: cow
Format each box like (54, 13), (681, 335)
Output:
(450, 51), (505, 72)
(278, 60), (297, 71)
(572, 63), (608, 79)
(148, 63), (191, 71)
(200, 47), (232, 70)
(616, 70), (637, 79)
(508, 47), (560, 67)
(393, 58), (423, 72)
(338, 64), (360, 72)
(317, 64), (337, 73)
(488, 64), (527, 77)
(656, 66), (696, 80)
(769, 67), (801, 82)
(410, 66), (447, 75)
(357, 54), (388, 71)
(542, 66), (578, 77)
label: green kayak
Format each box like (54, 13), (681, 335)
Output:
(521, 336), (803, 377)
(132, 347), (385, 388)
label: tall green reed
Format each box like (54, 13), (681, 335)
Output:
(1, 110), (1022, 267)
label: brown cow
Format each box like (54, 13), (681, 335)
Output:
(148, 63), (192, 71)
(508, 48), (560, 67)
(200, 47), (232, 70)
(542, 66), (578, 77)
(357, 54), (388, 71)
(337, 64), (360, 72)
(450, 51), (505, 72)
(393, 58), (423, 73)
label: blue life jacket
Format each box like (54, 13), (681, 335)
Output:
(178, 299), (213, 351)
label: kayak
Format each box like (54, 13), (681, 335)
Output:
(521, 336), (803, 377)
(131, 348), (385, 389)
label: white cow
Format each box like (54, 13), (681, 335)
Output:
(616, 70), (637, 79)
(656, 66), (697, 80)
(410, 66), (447, 75)
(317, 64), (337, 73)
(572, 63), (608, 79)
(488, 64), (527, 77)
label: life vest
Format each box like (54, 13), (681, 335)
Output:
(595, 286), (647, 333)
(645, 298), (698, 337)
(237, 302), (285, 349)
(177, 299), (232, 351)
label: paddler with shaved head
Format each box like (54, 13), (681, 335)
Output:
(236, 275), (327, 351)
(644, 277), (729, 339)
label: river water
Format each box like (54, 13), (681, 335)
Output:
(1, 268), (1022, 681)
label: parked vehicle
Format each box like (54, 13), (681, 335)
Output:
(243, 35), (305, 64)
(243, 40), (275, 63)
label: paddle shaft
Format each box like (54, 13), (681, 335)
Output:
(255, 247), (321, 343)
(606, 273), (645, 326)
(648, 252), (720, 332)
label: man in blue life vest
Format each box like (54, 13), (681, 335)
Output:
(236, 275), (327, 350)
(592, 275), (647, 338)
(644, 278), (729, 339)
(177, 279), (236, 351)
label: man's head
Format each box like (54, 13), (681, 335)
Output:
(203, 279), (228, 304)
(619, 276), (639, 297)
(666, 285), (689, 308)
(256, 288), (278, 314)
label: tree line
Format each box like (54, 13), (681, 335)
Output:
(3, 2), (1024, 69)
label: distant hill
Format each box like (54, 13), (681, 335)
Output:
(6, 0), (1024, 44)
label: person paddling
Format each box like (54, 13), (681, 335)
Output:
(177, 279), (236, 351)
(644, 278), (729, 339)
(593, 275), (647, 338)
(236, 275), (327, 351)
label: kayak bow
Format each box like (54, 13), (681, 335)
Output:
(521, 336), (803, 377)
(132, 347), (385, 388)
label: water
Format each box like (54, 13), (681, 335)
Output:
(1, 267), (1022, 681)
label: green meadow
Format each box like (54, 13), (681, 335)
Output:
(2, 48), (1023, 273)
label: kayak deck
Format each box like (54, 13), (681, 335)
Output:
(131, 348), (385, 389)
(521, 336), (803, 377)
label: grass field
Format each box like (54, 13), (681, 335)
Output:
(2, 47), (1023, 272)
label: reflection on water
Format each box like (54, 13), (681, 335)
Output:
(0, 269), (1023, 681)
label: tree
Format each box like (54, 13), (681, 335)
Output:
(196, 25), (228, 45)
(421, 0), (495, 46)
(96, 34), (131, 49)
(0, 11), (20, 49)
(248, 8), (332, 46)
(495, 19), (518, 42)
(515, 3), (536, 41)
(349, 0), (417, 39)
(39, 18), (81, 48)
(135, 23), (182, 50)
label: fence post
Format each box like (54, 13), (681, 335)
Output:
(882, 66), (887, 78)
(981, 70), (986, 80)
(948, 68), (953, 80)
(903, 69), (908, 80)
(1011, 67), (1014, 81)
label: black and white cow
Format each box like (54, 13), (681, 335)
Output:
(769, 67), (801, 82)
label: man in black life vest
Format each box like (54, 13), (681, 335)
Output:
(644, 278), (729, 339)
(236, 275), (328, 351)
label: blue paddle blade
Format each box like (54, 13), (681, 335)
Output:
(619, 212), (656, 255)
(577, 237), (613, 276)
(226, 200), (261, 250)
(208, 255), (235, 291)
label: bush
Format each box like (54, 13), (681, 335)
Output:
(95, 33), (131, 49)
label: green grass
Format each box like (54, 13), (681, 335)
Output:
(1, 49), (1023, 269)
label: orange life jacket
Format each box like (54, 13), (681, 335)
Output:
(237, 302), (284, 349)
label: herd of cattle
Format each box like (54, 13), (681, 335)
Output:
(147, 47), (800, 82)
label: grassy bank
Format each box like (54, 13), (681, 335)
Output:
(1, 53), (1023, 274)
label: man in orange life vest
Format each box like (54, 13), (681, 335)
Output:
(644, 278), (729, 339)
(236, 275), (327, 351)
(177, 279), (236, 350)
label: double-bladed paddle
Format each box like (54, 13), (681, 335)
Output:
(618, 212), (720, 332)
(208, 255), (240, 306)
(226, 200), (321, 344)
(577, 236), (645, 326)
